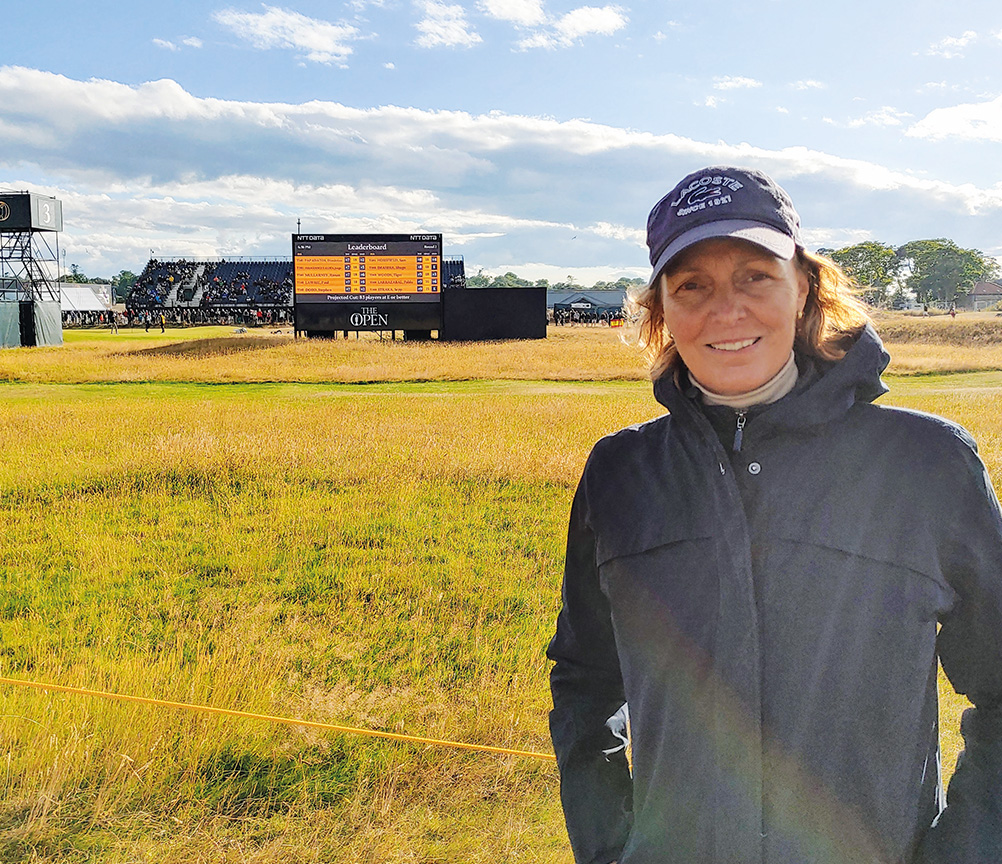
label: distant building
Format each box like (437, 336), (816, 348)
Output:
(547, 289), (626, 314)
(964, 281), (1002, 311)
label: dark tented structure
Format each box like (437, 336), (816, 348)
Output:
(549, 290), (626, 320)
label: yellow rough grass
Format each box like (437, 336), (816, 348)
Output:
(0, 326), (647, 384)
(872, 310), (1002, 345)
(0, 325), (998, 861)
(883, 343), (1002, 374)
(0, 380), (659, 862)
(6, 316), (1002, 385)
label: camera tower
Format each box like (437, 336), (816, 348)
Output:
(0, 191), (63, 346)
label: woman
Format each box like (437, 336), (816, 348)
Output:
(548, 166), (1002, 864)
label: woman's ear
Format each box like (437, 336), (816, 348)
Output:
(794, 255), (813, 314)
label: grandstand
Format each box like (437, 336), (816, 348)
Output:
(126, 258), (294, 310)
(126, 256), (467, 313)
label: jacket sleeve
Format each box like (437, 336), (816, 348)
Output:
(547, 471), (633, 864)
(919, 435), (1002, 863)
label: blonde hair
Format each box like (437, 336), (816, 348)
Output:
(625, 246), (871, 381)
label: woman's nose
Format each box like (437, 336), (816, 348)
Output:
(708, 286), (746, 322)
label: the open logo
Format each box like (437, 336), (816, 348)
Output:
(0, 202), (10, 222)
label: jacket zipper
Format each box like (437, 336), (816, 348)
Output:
(733, 410), (747, 453)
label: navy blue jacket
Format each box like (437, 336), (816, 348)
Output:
(548, 325), (1002, 864)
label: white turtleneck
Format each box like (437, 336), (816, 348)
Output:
(689, 350), (798, 410)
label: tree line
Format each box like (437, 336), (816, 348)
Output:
(817, 239), (1000, 307)
(468, 238), (1001, 308)
(61, 266), (139, 302)
(465, 270), (646, 293)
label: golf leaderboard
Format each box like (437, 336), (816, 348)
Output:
(293, 234), (442, 301)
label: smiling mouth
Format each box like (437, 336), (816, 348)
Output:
(708, 337), (760, 352)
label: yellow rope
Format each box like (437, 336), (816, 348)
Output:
(0, 676), (556, 762)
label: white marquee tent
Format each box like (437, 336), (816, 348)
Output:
(60, 282), (110, 312)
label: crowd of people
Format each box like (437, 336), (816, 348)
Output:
(62, 307), (293, 329)
(129, 307), (292, 328)
(62, 310), (115, 327)
(198, 261), (293, 307)
(124, 259), (294, 314)
(126, 259), (200, 307)
(550, 308), (624, 326)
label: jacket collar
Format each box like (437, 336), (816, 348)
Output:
(653, 322), (890, 429)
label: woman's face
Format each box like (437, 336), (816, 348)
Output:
(661, 237), (809, 396)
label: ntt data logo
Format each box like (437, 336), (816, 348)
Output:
(0, 202), (10, 222)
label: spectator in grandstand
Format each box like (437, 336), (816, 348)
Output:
(115, 256), (294, 330)
(549, 165), (1002, 864)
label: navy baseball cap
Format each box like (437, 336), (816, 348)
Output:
(646, 166), (802, 286)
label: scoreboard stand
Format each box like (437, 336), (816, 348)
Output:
(293, 233), (443, 336)
(293, 232), (546, 342)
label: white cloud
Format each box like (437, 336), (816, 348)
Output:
(445, 231), (507, 245)
(907, 93), (1002, 142)
(516, 5), (627, 50)
(927, 30), (978, 58)
(556, 6), (626, 40)
(414, 0), (482, 48)
(516, 32), (551, 48)
(776, 106), (789, 114)
(479, 0), (546, 27)
(791, 79), (824, 91)
(213, 5), (360, 65)
(652, 23), (679, 41)
(588, 221), (645, 244)
(476, 261), (648, 283)
(845, 106), (913, 128)
(4, 67), (1002, 276)
(822, 106), (912, 128)
(700, 95), (721, 108)
(712, 76), (762, 91)
(155, 36), (204, 51)
(800, 227), (873, 251)
(384, 61), (396, 69)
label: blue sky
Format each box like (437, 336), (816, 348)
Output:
(2, 0), (1002, 283)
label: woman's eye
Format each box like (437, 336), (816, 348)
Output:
(676, 281), (702, 292)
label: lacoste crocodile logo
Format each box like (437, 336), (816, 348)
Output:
(686, 186), (722, 205)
